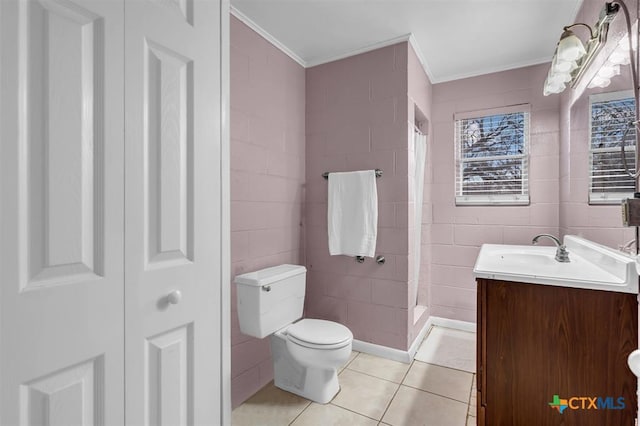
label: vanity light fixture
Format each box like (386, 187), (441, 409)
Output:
(543, 2), (620, 95)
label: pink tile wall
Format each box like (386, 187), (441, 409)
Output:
(431, 64), (561, 322)
(230, 16), (306, 408)
(407, 44), (433, 347)
(305, 43), (411, 350)
(559, 0), (636, 248)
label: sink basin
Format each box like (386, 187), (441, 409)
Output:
(473, 235), (639, 293)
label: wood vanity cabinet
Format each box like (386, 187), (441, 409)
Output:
(477, 278), (638, 426)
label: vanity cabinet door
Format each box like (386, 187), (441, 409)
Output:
(477, 278), (637, 426)
(477, 277), (487, 424)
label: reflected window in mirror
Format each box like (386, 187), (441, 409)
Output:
(589, 90), (636, 204)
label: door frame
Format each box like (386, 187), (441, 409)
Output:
(220, 0), (231, 424)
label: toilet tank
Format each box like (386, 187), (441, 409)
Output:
(234, 264), (306, 338)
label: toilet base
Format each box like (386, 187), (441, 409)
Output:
(270, 334), (341, 404)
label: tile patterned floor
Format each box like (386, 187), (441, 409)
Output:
(232, 326), (477, 426)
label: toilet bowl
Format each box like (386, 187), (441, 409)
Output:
(275, 319), (352, 403)
(235, 265), (354, 404)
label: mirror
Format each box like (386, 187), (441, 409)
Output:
(565, 30), (636, 250)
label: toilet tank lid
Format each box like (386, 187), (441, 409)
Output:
(234, 264), (306, 287)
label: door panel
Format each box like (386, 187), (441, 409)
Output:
(0, 0), (124, 424)
(146, 325), (193, 425)
(21, 357), (104, 426)
(144, 40), (194, 267)
(124, 1), (221, 425)
(22, 0), (105, 288)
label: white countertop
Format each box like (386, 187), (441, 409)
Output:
(473, 235), (639, 294)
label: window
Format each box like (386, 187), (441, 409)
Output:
(589, 91), (636, 204)
(455, 105), (530, 205)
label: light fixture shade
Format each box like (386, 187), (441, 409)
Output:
(588, 75), (611, 88)
(597, 64), (620, 78)
(551, 55), (577, 74)
(543, 68), (567, 96)
(608, 50), (630, 65)
(557, 31), (587, 62)
(547, 70), (572, 84)
(543, 80), (566, 96)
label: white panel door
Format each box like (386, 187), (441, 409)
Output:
(124, 0), (222, 425)
(0, 0), (124, 424)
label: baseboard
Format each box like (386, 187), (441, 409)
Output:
(429, 316), (476, 333)
(352, 316), (476, 364)
(406, 315), (434, 361)
(352, 339), (414, 364)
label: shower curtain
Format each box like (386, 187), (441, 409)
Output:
(411, 129), (427, 307)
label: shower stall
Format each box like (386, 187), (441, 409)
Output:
(410, 113), (429, 321)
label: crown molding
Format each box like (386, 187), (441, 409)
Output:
(230, 5), (306, 67)
(432, 56), (552, 84)
(407, 34), (436, 84)
(229, 8), (438, 85)
(305, 33), (412, 68)
(304, 33), (437, 87)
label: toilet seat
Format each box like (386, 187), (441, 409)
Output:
(286, 319), (353, 350)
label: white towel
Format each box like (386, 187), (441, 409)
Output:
(328, 170), (378, 257)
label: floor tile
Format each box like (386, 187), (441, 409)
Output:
(332, 369), (399, 420)
(382, 385), (468, 426)
(339, 350), (360, 373)
(403, 361), (473, 403)
(290, 403), (378, 426)
(469, 373), (477, 417)
(233, 326), (479, 425)
(414, 327), (476, 373)
(231, 382), (311, 426)
(347, 352), (411, 383)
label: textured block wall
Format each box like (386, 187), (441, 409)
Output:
(305, 43), (412, 350)
(230, 16), (306, 408)
(430, 64), (561, 322)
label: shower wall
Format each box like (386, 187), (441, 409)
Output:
(407, 45), (433, 345)
(230, 16), (306, 408)
(305, 42), (432, 351)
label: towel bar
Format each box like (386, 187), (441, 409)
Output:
(322, 169), (382, 180)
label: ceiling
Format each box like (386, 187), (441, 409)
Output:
(230, 0), (583, 83)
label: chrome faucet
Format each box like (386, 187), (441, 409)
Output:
(619, 238), (637, 255)
(531, 234), (570, 263)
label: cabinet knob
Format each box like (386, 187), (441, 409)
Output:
(167, 290), (182, 305)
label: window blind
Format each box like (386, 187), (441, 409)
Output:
(455, 107), (530, 205)
(589, 92), (636, 204)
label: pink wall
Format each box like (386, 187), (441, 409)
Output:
(430, 64), (561, 322)
(559, 0), (636, 248)
(230, 16), (306, 408)
(305, 43), (412, 350)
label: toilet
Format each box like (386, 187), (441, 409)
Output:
(235, 264), (353, 404)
